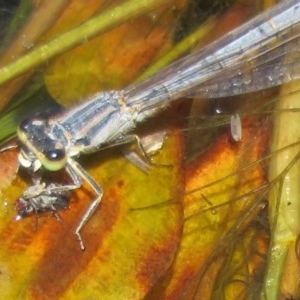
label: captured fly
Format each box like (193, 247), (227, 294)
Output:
(15, 182), (70, 222)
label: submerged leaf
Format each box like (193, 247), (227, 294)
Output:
(156, 115), (271, 299)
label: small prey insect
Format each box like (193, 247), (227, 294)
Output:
(15, 0), (300, 250)
(15, 181), (70, 222)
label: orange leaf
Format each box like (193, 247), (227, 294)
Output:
(161, 115), (271, 299)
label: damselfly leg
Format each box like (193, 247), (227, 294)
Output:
(67, 159), (103, 251)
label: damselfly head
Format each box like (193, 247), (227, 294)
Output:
(17, 117), (68, 172)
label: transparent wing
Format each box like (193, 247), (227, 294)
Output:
(124, 0), (300, 112)
(193, 32), (300, 98)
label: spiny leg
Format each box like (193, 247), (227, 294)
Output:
(121, 133), (170, 171)
(67, 159), (103, 251)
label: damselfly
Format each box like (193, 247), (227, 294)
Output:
(14, 0), (300, 249)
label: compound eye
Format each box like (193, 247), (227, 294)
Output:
(45, 149), (65, 161)
(15, 198), (33, 218)
(42, 148), (67, 171)
(19, 119), (31, 133)
(18, 119), (33, 141)
(18, 117), (46, 142)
